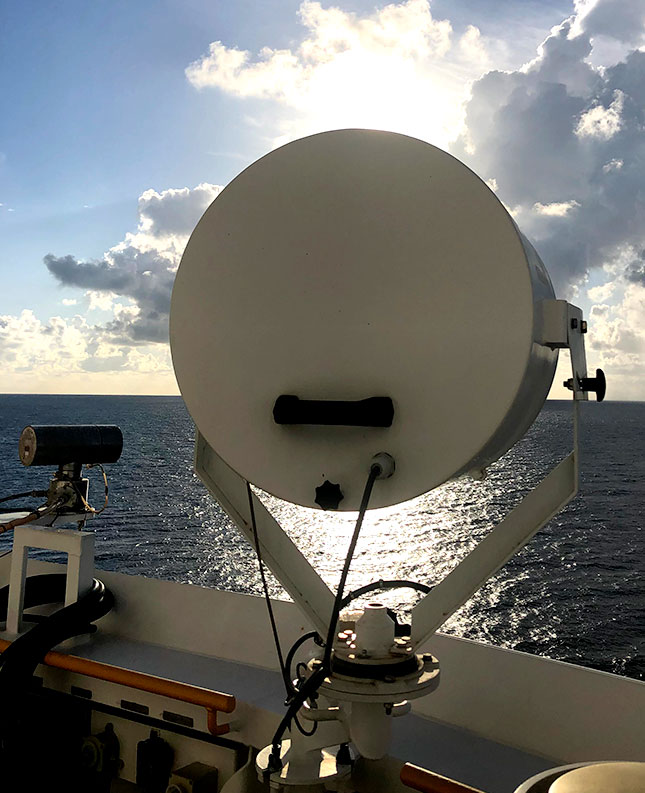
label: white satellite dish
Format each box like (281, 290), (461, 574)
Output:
(170, 129), (599, 781)
(171, 129), (559, 510)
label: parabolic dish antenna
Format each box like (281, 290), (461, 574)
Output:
(170, 129), (558, 510)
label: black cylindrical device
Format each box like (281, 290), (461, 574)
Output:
(18, 425), (123, 467)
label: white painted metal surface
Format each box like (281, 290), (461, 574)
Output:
(6, 524), (94, 635)
(544, 763), (645, 792)
(171, 129), (559, 510)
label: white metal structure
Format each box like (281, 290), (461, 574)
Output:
(168, 129), (606, 789)
(1, 129), (627, 793)
(6, 525), (94, 635)
(171, 129), (567, 511)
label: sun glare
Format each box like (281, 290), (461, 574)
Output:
(288, 50), (470, 149)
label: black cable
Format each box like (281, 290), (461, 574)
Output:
(295, 661), (309, 680)
(267, 463), (380, 769)
(283, 631), (322, 737)
(322, 462), (380, 671)
(0, 574), (67, 617)
(340, 579), (433, 637)
(340, 579), (432, 609)
(247, 481), (290, 696)
(0, 578), (114, 726)
(0, 490), (47, 504)
(284, 630), (322, 696)
(293, 713), (318, 736)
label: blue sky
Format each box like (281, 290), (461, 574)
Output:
(1, 0), (644, 397)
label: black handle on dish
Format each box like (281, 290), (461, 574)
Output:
(273, 395), (394, 427)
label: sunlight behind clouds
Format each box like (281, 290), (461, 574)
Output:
(186, 0), (491, 149)
(4, 0), (645, 397)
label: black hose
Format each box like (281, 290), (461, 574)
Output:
(339, 579), (432, 610)
(0, 573), (67, 618)
(284, 631), (322, 697)
(0, 490), (47, 505)
(0, 576), (114, 725)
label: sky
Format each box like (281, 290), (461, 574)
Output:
(1, 0), (644, 399)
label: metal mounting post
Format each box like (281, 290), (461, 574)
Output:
(6, 525), (95, 636)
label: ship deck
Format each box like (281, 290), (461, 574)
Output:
(68, 633), (553, 792)
(1, 556), (644, 793)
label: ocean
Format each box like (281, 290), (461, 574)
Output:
(0, 394), (643, 680)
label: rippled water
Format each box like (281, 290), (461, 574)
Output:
(1, 395), (643, 680)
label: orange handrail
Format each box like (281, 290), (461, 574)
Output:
(0, 638), (235, 735)
(401, 763), (487, 793)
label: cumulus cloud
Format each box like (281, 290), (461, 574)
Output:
(572, 0), (645, 45)
(135, 183), (222, 240)
(602, 158), (623, 172)
(587, 281), (616, 301)
(185, 0), (645, 300)
(181, 0), (645, 397)
(8, 0), (644, 396)
(86, 291), (115, 312)
(584, 281), (645, 399)
(45, 248), (176, 344)
(187, 0), (453, 96)
(534, 200), (581, 217)
(453, 10), (645, 301)
(0, 308), (177, 393)
(45, 254), (134, 292)
(625, 248), (645, 285)
(450, 0), (645, 394)
(45, 182), (221, 344)
(0, 310), (87, 373)
(186, 0), (494, 148)
(575, 89), (624, 139)
(3, 182), (221, 391)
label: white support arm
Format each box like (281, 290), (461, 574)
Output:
(406, 300), (592, 647)
(195, 302), (592, 647)
(194, 432), (335, 635)
(410, 411), (579, 647)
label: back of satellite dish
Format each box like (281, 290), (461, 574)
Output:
(170, 129), (604, 785)
(171, 129), (577, 510)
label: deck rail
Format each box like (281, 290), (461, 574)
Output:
(401, 763), (487, 793)
(0, 637), (236, 735)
